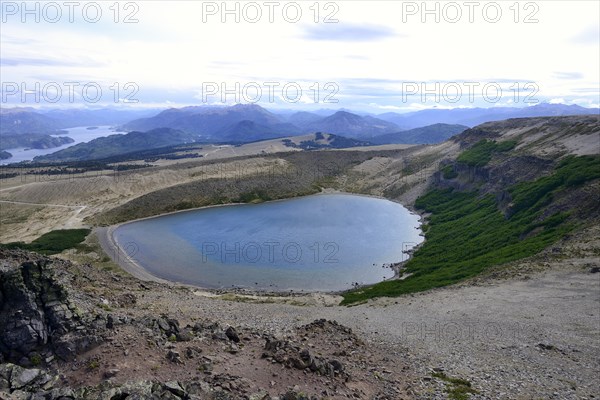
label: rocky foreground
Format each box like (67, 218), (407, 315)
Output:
(0, 249), (414, 399)
(1, 222), (599, 400)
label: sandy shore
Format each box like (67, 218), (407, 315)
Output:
(96, 226), (171, 284)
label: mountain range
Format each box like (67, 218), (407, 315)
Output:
(369, 123), (469, 145)
(40, 108), (158, 128)
(124, 103), (598, 142)
(2, 103), (597, 161)
(0, 107), (158, 136)
(0, 107), (160, 154)
(123, 105), (299, 141)
(123, 104), (401, 141)
(0, 108), (62, 135)
(376, 103), (599, 129)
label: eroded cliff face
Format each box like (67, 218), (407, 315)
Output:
(0, 251), (106, 366)
(429, 115), (600, 221)
(434, 155), (554, 193)
(454, 115), (600, 157)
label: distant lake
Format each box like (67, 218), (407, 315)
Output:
(0, 126), (120, 165)
(113, 194), (423, 291)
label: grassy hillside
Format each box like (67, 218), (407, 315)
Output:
(342, 146), (599, 304)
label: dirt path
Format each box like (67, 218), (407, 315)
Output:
(0, 200), (85, 209)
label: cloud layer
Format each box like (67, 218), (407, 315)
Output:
(1, 1), (598, 111)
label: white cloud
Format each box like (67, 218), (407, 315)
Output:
(571, 25), (600, 45)
(549, 98), (567, 104)
(1, 0), (598, 110)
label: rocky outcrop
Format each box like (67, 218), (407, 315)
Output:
(0, 362), (326, 399)
(0, 362), (216, 399)
(434, 155), (554, 196)
(0, 363), (57, 394)
(262, 320), (352, 380)
(0, 250), (410, 399)
(0, 250), (106, 366)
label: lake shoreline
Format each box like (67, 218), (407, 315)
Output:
(97, 190), (426, 295)
(0, 125), (118, 165)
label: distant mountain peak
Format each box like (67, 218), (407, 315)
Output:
(328, 110), (360, 118)
(307, 111), (400, 139)
(231, 103), (264, 110)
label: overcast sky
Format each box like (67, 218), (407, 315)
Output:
(1, 0), (598, 112)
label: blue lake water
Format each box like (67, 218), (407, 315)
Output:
(0, 126), (120, 165)
(113, 194), (423, 291)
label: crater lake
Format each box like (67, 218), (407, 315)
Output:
(112, 193), (423, 291)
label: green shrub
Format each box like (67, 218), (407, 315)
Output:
(509, 155), (600, 214)
(456, 139), (516, 166)
(442, 165), (458, 179)
(29, 354), (42, 366)
(234, 190), (273, 203)
(432, 372), (479, 400)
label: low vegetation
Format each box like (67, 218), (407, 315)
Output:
(341, 155), (599, 304)
(508, 155), (599, 214)
(234, 190), (275, 203)
(0, 229), (91, 255)
(431, 372), (479, 400)
(441, 165), (458, 179)
(456, 139), (516, 166)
